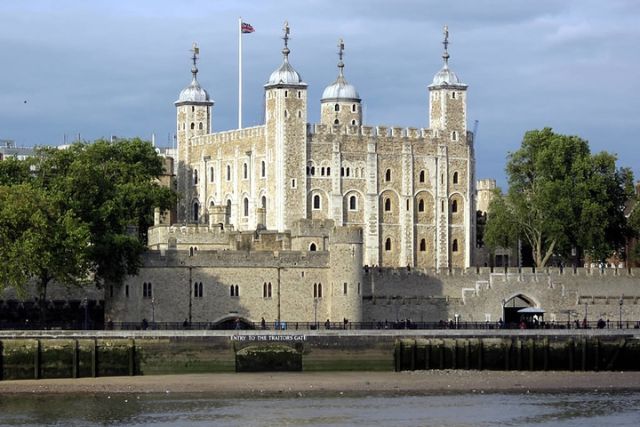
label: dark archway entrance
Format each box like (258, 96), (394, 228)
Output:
(502, 294), (535, 326)
(214, 316), (255, 330)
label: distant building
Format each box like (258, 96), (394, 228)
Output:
(0, 139), (34, 161)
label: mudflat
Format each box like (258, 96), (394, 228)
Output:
(1, 371), (639, 396)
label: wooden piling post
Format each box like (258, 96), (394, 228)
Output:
(528, 339), (535, 371)
(34, 339), (41, 380)
(543, 338), (549, 371)
(128, 338), (136, 376)
(464, 340), (470, 370)
(504, 339), (510, 371)
(425, 340), (430, 370)
(72, 340), (79, 379)
(581, 338), (587, 371)
(477, 339), (483, 371)
(91, 339), (98, 377)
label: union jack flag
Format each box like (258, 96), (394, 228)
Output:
(241, 22), (255, 34)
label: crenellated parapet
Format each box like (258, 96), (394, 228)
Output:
(190, 125), (265, 147)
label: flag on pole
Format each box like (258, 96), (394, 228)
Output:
(241, 22), (255, 34)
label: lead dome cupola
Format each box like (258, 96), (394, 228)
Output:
(321, 38), (360, 102)
(429, 26), (467, 89)
(175, 43), (214, 106)
(265, 21), (306, 88)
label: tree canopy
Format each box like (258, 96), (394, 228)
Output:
(0, 138), (175, 301)
(484, 128), (633, 267)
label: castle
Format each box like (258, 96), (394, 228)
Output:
(106, 24), (479, 325)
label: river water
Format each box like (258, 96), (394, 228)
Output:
(0, 392), (638, 426)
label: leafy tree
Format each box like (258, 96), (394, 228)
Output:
(484, 128), (633, 267)
(0, 184), (91, 322)
(0, 138), (175, 304)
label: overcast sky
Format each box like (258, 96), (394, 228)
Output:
(1, 0), (639, 187)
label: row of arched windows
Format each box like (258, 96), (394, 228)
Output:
(263, 282), (272, 298)
(383, 238), (459, 252)
(307, 165), (331, 176)
(313, 283), (323, 298)
(333, 103), (358, 112)
(194, 282), (203, 298)
(230, 284), (239, 297)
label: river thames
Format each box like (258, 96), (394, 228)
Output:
(0, 391), (638, 426)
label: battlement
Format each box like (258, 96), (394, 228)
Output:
(306, 123), (433, 140)
(363, 266), (640, 278)
(477, 179), (497, 191)
(330, 226), (363, 244)
(191, 125), (265, 146)
(143, 248), (330, 268)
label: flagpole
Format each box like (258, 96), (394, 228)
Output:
(238, 17), (242, 129)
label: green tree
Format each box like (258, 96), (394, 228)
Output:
(484, 128), (633, 267)
(0, 138), (175, 302)
(0, 184), (91, 322)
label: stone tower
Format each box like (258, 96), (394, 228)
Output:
(320, 39), (362, 127)
(329, 226), (364, 322)
(427, 26), (473, 269)
(264, 22), (308, 231)
(175, 43), (214, 223)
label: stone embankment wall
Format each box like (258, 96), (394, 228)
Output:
(1, 330), (639, 380)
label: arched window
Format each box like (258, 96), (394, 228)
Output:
(352, 104), (356, 112)
(226, 165), (231, 181)
(142, 282), (153, 298)
(189, 247), (194, 257)
(298, 110), (302, 118)
(385, 238), (392, 251)
(452, 131), (458, 141)
(318, 283), (322, 298)
(191, 106), (195, 112)
(309, 242), (317, 251)
(196, 282), (203, 298)
(310, 166), (315, 176)
(193, 202), (199, 222)
(420, 239), (426, 252)
(418, 199), (425, 212)
(346, 168), (350, 177)
(268, 282), (272, 298)
(452, 91), (456, 99)
(419, 170), (425, 183)
(261, 196), (267, 209)
(334, 119), (339, 125)
(453, 171), (459, 184)
(313, 194), (321, 209)
(193, 170), (198, 185)
(351, 119), (357, 125)
(230, 285), (235, 297)
(243, 198), (249, 217)
(326, 167), (331, 176)
(198, 122), (203, 130)
(243, 163), (248, 179)
(452, 239), (459, 252)
(235, 285), (239, 297)
(321, 167), (325, 176)
(297, 91), (301, 98)
(385, 169), (391, 182)
(341, 167), (345, 177)
(343, 282), (348, 295)
(313, 283), (317, 298)
(261, 161), (266, 177)
(263, 282), (267, 298)
(334, 103), (340, 112)
(226, 199), (232, 219)
(284, 110), (288, 118)
(190, 122), (195, 130)
(349, 195), (357, 210)
(451, 199), (458, 213)
(284, 90), (288, 98)
(209, 166), (214, 182)
(384, 198), (391, 212)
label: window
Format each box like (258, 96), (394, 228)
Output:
(346, 168), (350, 177)
(226, 200), (232, 218)
(226, 165), (231, 181)
(334, 119), (339, 125)
(284, 110), (288, 118)
(384, 198), (391, 212)
(268, 282), (272, 298)
(357, 282), (360, 295)
(313, 194), (321, 209)
(349, 195), (357, 210)
(320, 167), (325, 176)
(193, 202), (199, 222)
(261, 196), (267, 209)
(452, 239), (459, 252)
(452, 131), (458, 141)
(284, 90), (288, 98)
(343, 282), (348, 295)
(297, 91), (301, 98)
(351, 119), (357, 125)
(263, 282), (267, 298)
(243, 163), (248, 179)
(210, 166), (214, 182)
(261, 161), (266, 177)
(291, 179), (296, 188)
(385, 238), (392, 251)
(452, 91), (456, 99)
(298, 110), (302, 118)
(125, 285), (129, 298)
(451, 199), (458, 213)
(318, 283), (322, 298)
(191, 106), (195, 112)
(198, 122), (203, 130)
(195, 282), (203, 298)
(193, 170), (198, 185)
(418, 199), (425, 212)
(142, 282), (152, 299)
(311, 166), (315, 176)
(441, 200), (444, 213)
(230, 285), (235, 297)
(243, 198), (249, 217)
(334, 104), (340, 112)
(310, 243), (317, 251)
(327, 167), (331, 176)
(352, 104), (356, 112)
(419, 170), (425, 183)
(385, 169), (391, 182)
(190, 122), (195, 130)
(420, 239), (426, 252)
(453, 171), (459, 184)
(341, 167), (344, 177)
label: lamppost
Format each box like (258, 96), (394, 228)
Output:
(313, 297), (318, 328)
(151, 297), (156, 329)
(619, 296), (623, 329)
